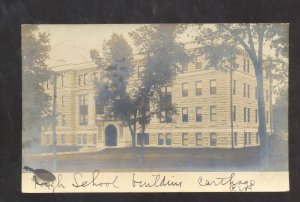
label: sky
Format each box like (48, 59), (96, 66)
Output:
(38, 24), (146, 67)
(38, 24), (201, 68)
(36, 24), (285, 103)
(38, 24), (278, 68)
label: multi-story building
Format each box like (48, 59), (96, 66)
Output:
(41, 47), (271, 149)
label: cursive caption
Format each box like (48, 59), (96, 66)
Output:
(198, 173), (255, 192)
(30, 171), (255, 192)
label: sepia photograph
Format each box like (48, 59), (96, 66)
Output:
(21, 24), (289, 192)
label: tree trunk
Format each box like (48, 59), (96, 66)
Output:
(131, 133), (137, 160)
(139, 125), (145, 164)
(128, 123), (137, 161)
(255, 65), (269, 166)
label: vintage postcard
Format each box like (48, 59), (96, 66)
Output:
(22, 24), (289, 192)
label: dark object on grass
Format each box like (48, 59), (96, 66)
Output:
(23, 166), (56, 183)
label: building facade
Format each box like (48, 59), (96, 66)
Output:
(41, 48), (271, 149)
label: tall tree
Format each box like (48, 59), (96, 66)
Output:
(22, 25), (53, 147)
(90, 33), (138, 160)
(263, 56), (288, 135)
(92, 25), (189, 163)
(129, 24), (189, 162)
(195, 24), (288, 164)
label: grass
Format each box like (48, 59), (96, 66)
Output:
(22, 146), (288, 172)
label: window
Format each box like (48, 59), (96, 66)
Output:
(143, 133), (150, 145)
(244, 107), (247, 122)
(196, 107), (203, 122)
(77, 134), (82, 144)
(62, 95), (65, 107)
(160, 86), (172, 123)
(233, 106), (236, 122)
(83, 74), (87, 85)
(210, 80), (216, 95)
(248, 133), (252, 145)
(244, 133), (248, 145)
(266, 71), (269, 80)
(247, 84), (250, 98)
(196, 61), (202, 70)
(93, 134), (97, 144)
(96, 103), (104, 115)
(62, 114), (66, 126)
(166, 133), (172, 145)
(46, 135), (50, 144)
(210, 106), (217, 122)
(210, 133), (217, 146)
(138, 66), (144, 78)
(243, 83), (246, 97)
(119, 126), (123, 138)
(137, 133), (149, 145)
(79, 74), (87, 86)
(234, 132), (238, 146)
(99, 72), (104, 81)
(79, 95), (88, 125)
(266, 90), (269, 102)
(96, 94), (104, 115)
(255, 109), (258, 123)
(243, 59), (246, 72)
(79, 95), (88, 109)
(182, 133), (188, 146)
(61, 75), (65, 87)
(182, 107), (188, 122)
(233, 80), (236, 95)
(247, 60), (250, 73)
(196, 133), (202, 146)
(196, 81), (202, 96)
(256, 132), (259, 144)
(61, 134), (65, 144)
(78, 75), (82, 86)
(158, 133), (164, 145)
(182, 82), (188, 97)
(182, 64), (188, 72)
(196, 57), (202, 69)
(46, 81), (49, 89)
(255, 86), (258, 100)
(83, 134), (87, 144)
(248, 108), (250, 122)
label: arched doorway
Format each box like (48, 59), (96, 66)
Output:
(105, 125), (117, 146)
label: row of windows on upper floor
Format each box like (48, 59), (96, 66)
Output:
(46, 73), (97, 89)
(136, 58), (254, 79)
(181, 58), (253, 74)
(180, 80), (270, 102)
(48, 58), (254, 88)
(55, 83), (269, 110)
(46, 60), (269, 90)
(57, 90), (270, 126)
(179, 106), (270, 124)
(53, 104), (269, 127)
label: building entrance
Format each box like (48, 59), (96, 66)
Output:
(105, 125), (117, 146)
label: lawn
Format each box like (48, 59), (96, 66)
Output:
(22, 146), (288, 172)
